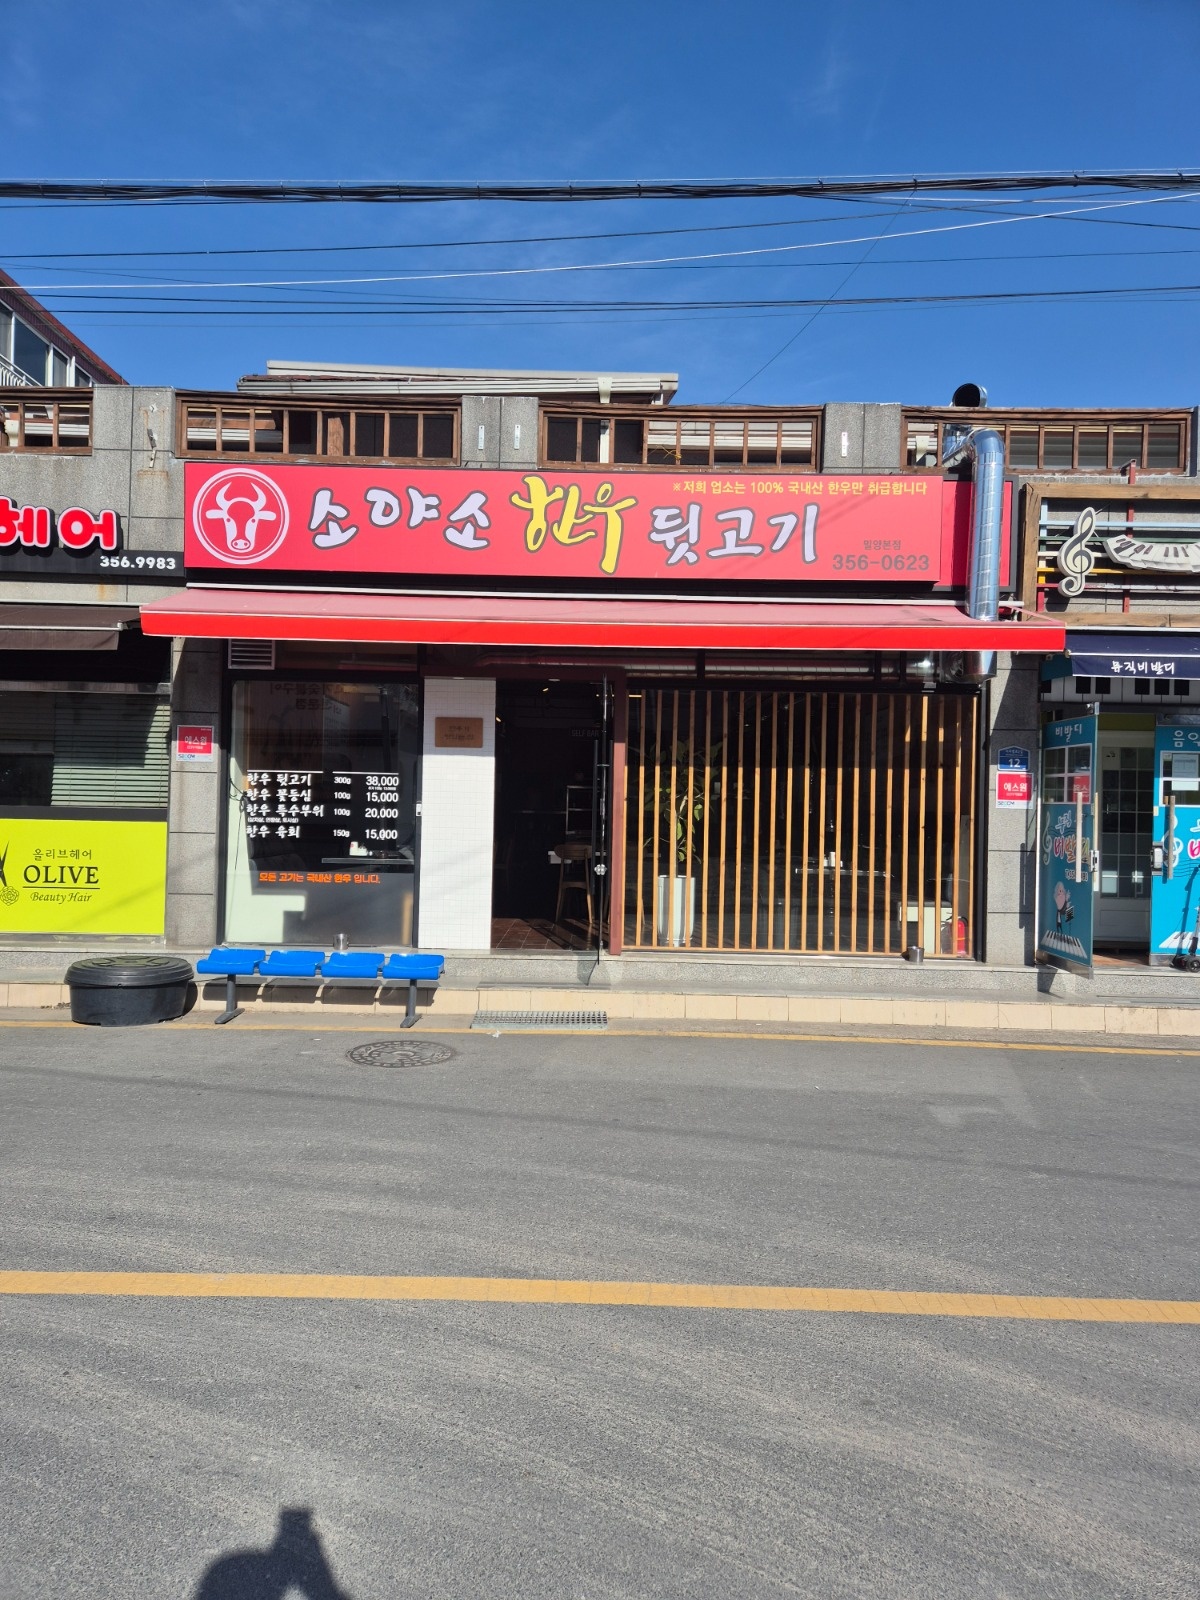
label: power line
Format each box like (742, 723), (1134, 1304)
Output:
(2, 170), (1200, 205)
(35, 281), (1200, 318)
(15, 191), (1196, 293)
(722, 196), (914, 401)
(0, 208), (912, 262)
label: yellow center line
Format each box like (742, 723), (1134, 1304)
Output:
(1, 1271), (1196, 1322)
(0, 1017), (1196, 1057)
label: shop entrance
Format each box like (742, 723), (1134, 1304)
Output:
(492, 681), (608, 950)
(1095, 723), (1154, 956)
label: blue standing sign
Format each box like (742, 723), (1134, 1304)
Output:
(1037, 715), (1097, 972)
(1150, 719), (1200, 966)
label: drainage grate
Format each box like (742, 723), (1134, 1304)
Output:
(345, 1040), (457, 1068)
(473, 1010), (608, 1032)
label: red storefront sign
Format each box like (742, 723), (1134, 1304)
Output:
(184, 464), (1004, 586)
(1, 496), (119, 552)
(996, 769), (1032, 808)
(175, 724), (215, 763)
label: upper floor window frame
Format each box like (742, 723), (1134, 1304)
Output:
(177, 394), (461, 465)
(0, 389), (93, 453)
(0, 308), (84, 388)
(540, 405), (822, 472)
(902, 408), (1192, 476)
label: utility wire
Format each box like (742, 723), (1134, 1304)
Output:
(722, 197), (913, 401)
(1, 170), (1199, 204)
(15, 191), (1195, 293)
(39, 282), (1200, 318)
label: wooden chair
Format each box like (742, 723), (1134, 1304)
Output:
(554, 840), (594, 934)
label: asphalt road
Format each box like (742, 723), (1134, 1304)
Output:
(0, 1019), (1197, 1598)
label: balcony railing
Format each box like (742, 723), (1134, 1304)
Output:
(0, 357), (36, 387)
(0, 390), (92, 452)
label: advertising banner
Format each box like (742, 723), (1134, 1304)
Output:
(0, 819), (167, 935)
(1036, 716), (1096, 972)
(184, 463), (1003, 587)
(1150, 720), (1200, 964)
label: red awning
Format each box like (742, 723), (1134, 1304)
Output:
(140, 589), (1065, 653)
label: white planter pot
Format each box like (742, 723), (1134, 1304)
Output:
(655, 874), (696, 947)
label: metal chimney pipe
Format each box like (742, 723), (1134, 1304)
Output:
(943, 425), (1005, 678)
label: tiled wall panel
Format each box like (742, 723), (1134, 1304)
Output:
(417, 678), (496, 950)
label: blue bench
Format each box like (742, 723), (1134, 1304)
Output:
(195, 948), (445, 1026)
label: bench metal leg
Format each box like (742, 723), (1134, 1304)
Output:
(214, 974), (243, 1025)
(401, 978), (418, 1028)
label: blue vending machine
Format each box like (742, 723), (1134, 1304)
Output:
(1150, 718), (1200, 967)
(1036, 715), (1097, 973)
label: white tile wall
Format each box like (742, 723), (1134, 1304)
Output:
(417, 678), (496, 950)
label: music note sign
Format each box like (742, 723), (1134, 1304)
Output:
(1056, 505), (1097, 597)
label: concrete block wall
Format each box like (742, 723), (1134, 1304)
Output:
(460, 395), (539, 469)
(417, 678), (496, 950)
(984, 654), (1041, 965)
(822, 404), (903, 473)
(1, 384), (184, 608)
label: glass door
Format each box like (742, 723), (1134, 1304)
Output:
(1150, 719), (1200, 966)
(1037, 714), (1097, 973)
(1095, 731), (1154, 951)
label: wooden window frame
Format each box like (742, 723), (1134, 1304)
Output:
(176, 395), (461, 465)
(901, 408), (1191, 476)
(0, 389), (93, 455)
(539, 406), (822, 472)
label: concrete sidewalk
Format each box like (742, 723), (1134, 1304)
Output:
(3, 945), (1200, 1039)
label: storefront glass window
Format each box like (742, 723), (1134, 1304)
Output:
(0, 689), (169, 938)
(225, 680), (419, 947)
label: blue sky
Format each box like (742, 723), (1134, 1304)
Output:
(3, 0), (1198, 405)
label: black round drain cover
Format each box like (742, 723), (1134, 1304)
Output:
(346, 1039), (457, 1068)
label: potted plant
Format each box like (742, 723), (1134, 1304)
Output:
(644, 740), (718, 947)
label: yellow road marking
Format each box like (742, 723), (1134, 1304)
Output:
(0, 1271), (1196, 1322)
(0, 1017), (1196, 1057)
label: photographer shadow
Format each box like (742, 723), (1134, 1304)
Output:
(193, 1507), (353, 1600)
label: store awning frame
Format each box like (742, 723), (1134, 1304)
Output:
(140, 589), (1065, 654)
(0, 604), (141, 652)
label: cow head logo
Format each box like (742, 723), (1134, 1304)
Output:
(192, 468), (289, 565)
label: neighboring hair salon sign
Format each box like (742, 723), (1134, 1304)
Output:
(0, 819), (167, 935)
(184, 464), (1008, 587)
(1056, 503), (1200, 597)
(0, 495), (181, 576)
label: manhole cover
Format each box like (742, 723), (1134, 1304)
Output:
(345, 1039), (457, 1068)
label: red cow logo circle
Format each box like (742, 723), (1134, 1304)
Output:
(193, 468), (289, 565)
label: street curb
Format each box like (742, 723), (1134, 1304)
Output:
(5, 980), (1200, 1039)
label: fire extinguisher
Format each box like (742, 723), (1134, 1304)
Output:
(956, 917), (968, 955)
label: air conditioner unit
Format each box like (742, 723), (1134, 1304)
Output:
(227, 639), (275, 670)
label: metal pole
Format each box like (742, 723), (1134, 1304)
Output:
(594, 676), (611, 959)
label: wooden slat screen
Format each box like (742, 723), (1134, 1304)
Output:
(623, 687), (978, 956)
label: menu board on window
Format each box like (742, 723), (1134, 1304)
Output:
(244, 768), (409, 886)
